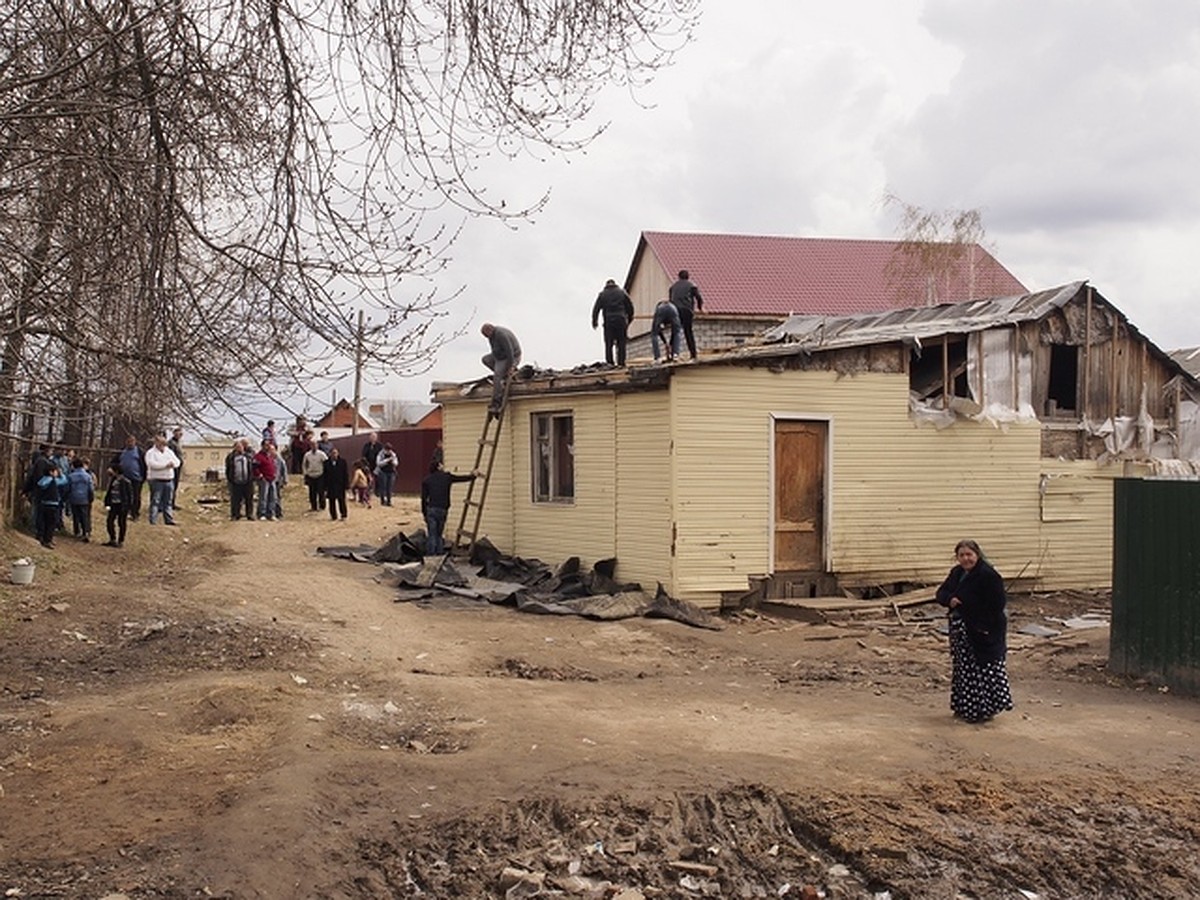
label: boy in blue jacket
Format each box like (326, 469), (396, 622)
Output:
(36, 464), (69, 548)
(68, 457), (96, 542)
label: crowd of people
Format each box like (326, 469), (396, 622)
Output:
(221, 424), (473, 553)
(20, 429), (185, 549)
(20, 420), (473, 555)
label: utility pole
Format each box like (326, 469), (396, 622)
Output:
(351, 310), (364, 437)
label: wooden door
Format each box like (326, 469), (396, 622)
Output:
(773, 420), (827, 571)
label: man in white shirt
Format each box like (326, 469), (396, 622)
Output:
(144, 433), (182, 525)
(302, 443), (329, 511)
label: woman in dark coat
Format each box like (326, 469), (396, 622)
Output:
(935, 539), (1013, 722)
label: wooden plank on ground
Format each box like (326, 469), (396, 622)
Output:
(765, 585), (936, 612)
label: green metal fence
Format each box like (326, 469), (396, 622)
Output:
(1110, 478), (1200, 696)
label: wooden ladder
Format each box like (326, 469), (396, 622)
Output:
(453, 374), (512, 554)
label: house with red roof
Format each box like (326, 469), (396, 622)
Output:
(623, 231), (1027, 358)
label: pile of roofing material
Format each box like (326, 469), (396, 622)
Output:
(318, 534), (721, 630)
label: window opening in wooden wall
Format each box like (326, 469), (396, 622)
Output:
(533, 411), (574, 502)
(1047, 344), (1078, 414)
(909, 336), (970, 403)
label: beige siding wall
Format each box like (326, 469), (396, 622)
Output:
(445, 365), (1129, 608)
(509, 394), (618, 565)
(614, 391), (674, 589)
(669, 366), (1120, 605)
(441, 400), (514, 549)
(1032, 459), (1145, 589)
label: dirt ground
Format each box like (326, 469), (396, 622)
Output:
(1, 482), (1199, 900)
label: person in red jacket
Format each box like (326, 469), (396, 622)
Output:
(252, 440), (279, 521)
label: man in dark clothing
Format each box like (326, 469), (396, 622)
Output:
(481, 323), (522, 415)
(324, 448), (350, 521)
(652, 298), (682, 362)
(113, 435), (147, 520)
(668, 269), (704, 360)
(591, 278), (635, 367)
(421, 461), (476, 554)
(225, 439), (256, 520)
(22, 444), (53, 498)
(22, 444), (54, 530)
(167, 427), (185, 508)
(361, 432), (383, 471)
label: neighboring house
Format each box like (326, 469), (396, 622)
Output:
(366, 399), (441, 429)
(314, 400), (381, 432)
(316, 398), (441, 431)
(433, 282), (1200, 608)
(180, 436), (242, 484)
(622, 231), (1027, 360)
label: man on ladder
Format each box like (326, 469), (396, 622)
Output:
(453, 323), (522, 554)
(480, 323), (522, 416)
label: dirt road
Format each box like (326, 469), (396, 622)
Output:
(2, 485), (1198, 899)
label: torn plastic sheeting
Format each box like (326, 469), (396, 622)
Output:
(516, 587), (720, 630)
(516, 590), (655, 620)
(372, 531), (426, 564)
(316, 544), (384, 562)
(328, 532), (722, 630)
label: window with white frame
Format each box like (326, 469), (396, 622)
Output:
(532, 411), (574, 502)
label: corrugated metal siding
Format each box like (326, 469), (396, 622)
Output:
(510, 394), (618, 566)
(1110, 478), (1200, 695)
(615, 391), (674, 589)
(441, 400), (514, 549)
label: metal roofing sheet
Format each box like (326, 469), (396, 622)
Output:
(637, 231), (1028, 317)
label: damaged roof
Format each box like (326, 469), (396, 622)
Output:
(1169, 346), (1200, 378)
(630, 231), (1028, 317)
(758, 281), (1085, 351)
(433, 283), (1196, 401)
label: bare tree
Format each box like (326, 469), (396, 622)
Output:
(0, 0), (699, 454)
(883, 193), (990, 306)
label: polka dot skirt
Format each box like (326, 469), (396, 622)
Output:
(948, 616), (1014, 723)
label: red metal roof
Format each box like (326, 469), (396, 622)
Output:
(631, 232), (1028, 316)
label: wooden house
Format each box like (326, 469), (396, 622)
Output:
(622, 231), (1027, 359)
(433, 282), (1200, 608)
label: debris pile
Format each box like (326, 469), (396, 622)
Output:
(318, 534), (721, 630)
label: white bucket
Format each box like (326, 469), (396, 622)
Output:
(10, 560), (35, 585)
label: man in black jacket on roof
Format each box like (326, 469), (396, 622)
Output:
(668, 269), (704, 360)
(591, 278), (635, 366)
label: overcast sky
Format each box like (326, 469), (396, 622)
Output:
(344, 0), (1200, 408)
